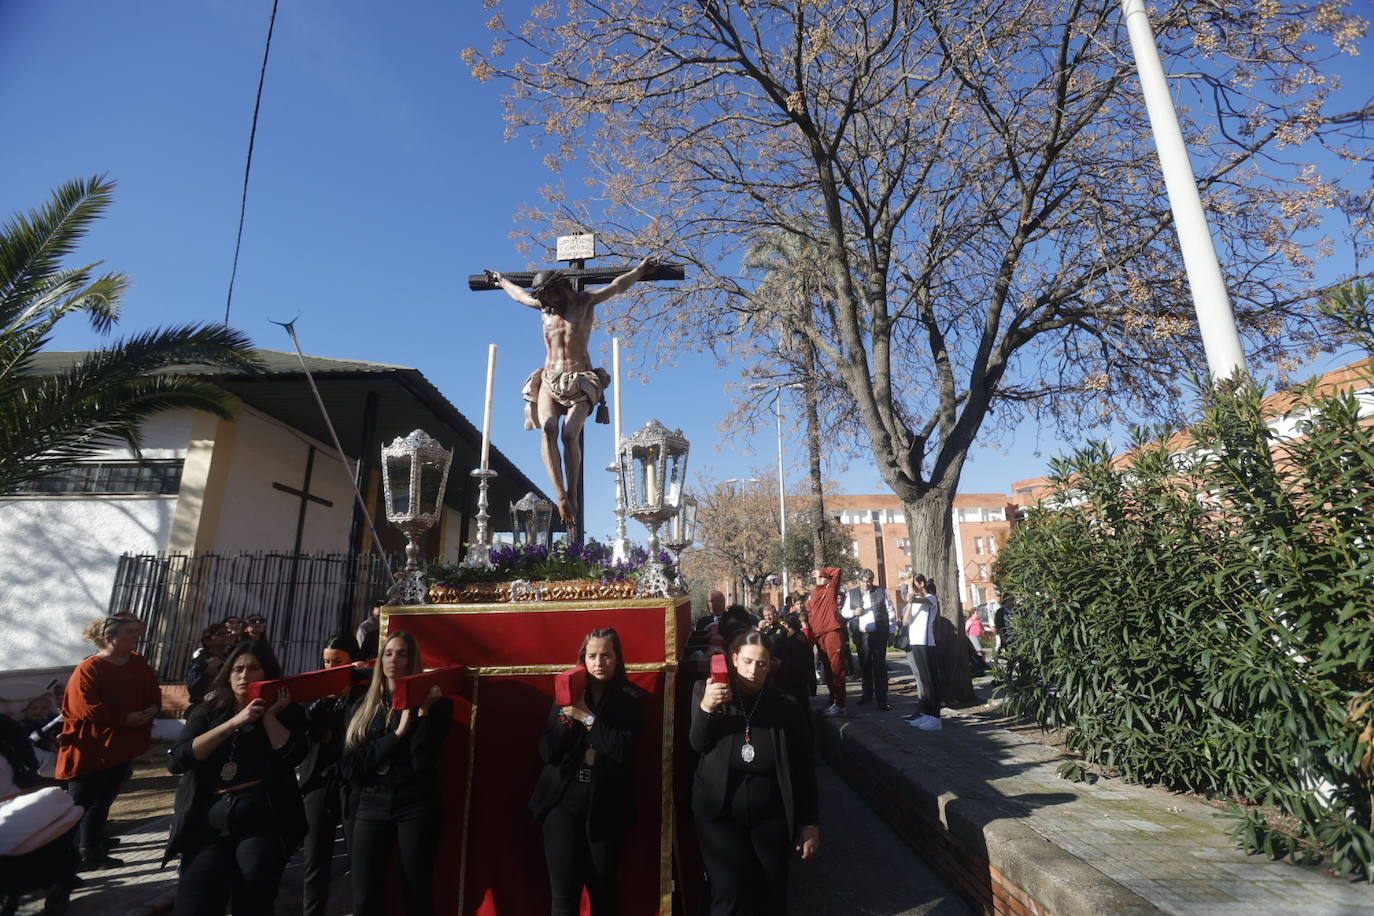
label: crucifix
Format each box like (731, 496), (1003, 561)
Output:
(273, 444), (335, 617)
(468, 238), (683, 543)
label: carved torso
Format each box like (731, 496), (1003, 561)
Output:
(540, 290), (595, 373)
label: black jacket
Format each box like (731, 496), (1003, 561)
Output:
(163, 701), (309, 864)
(689, 679), (818, 836)
(298, 683), (367, 795)
(528, 681), (644, 840)
(335, 695), (453, 798)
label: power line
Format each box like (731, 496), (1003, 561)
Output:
(224, 0), (281, 325)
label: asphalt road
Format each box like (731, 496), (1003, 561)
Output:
(787, 763), (972, 916)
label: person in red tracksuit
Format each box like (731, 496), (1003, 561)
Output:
(806, 568), (847, 716)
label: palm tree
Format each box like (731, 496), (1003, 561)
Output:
(0, 175), (260, 492)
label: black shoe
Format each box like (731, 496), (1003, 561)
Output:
(902, 711), (919, 720)
(879, 704), (893, 711)
(79, 852), (123, 871)
(41, 885), (71, 916)
(101, 836), (120, 850)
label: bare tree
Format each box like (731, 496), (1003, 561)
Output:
(468, 0), (1372, 697)
(683, 476), (779, 605)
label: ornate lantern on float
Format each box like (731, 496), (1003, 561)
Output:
(618, 419), (690, 597)
(510, 491), (555, 548)
(381, 429), (454, 604)
(663, 493), (698, 587)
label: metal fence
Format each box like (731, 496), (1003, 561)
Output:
(109, 551), (395, 682)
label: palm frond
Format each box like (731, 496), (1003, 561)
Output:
(0, 175), (125, 329)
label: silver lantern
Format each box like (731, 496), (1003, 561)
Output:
(510, 491), (555, 548)
(381, 429), (455, 603)
(617, 419), (690, 596)
(663, 493), (698, 590)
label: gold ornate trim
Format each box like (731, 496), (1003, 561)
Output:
(660, 669), (676, 914)
(429, 579), (639, 604)
(385, 597), (681, 614)
(457, 675), (479, 912)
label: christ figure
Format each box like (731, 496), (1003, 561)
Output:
(483, 257), (658, 539)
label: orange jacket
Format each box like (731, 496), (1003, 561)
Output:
(55, 653), (160, 779)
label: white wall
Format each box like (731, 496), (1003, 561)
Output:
(211, 407), (356, 554)
(0, 411), (193, 669)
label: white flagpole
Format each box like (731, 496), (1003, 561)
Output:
(1121, 0), (1248, 380)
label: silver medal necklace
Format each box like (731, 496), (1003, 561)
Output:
(740, 686), (765, 764)
(220, 728), (239, 782)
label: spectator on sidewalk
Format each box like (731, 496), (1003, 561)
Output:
(56, 617), (161, 871)
(806, 567), (847, 717)
(775, 613), (816, 707)
(756, 604), (788, 652)
(993, 599), (1015, 656)
(164, 642), (307, 916)
(0, 713), (82, 914)
(221, 616), (245, 642)
(901, 576), (942, 730)
(186, 624), (231, 707)
(355, 606), (382, 662)
(966, 611), (988, 671)
(840, 570), (894, 711)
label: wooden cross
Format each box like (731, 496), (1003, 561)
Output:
(273, 444), (336, 620)
(273, 444), (335, 557)
(466, 264), (685, 291)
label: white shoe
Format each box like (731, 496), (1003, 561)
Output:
(822, 705), (847, 717)
(911, 715), (942, 730)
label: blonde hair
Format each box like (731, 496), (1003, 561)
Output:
(82, 616), (136, 650)
(345, 631), (421, 748)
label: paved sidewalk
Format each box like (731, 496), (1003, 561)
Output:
(816, 659), (1373, 916)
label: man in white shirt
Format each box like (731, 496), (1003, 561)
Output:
(901, 574), (942, 730)
(839, 570), (893, 711)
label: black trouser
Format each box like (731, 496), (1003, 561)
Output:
(66, 761), (132, 854)
(349, 784), (441, 916)
(301, 784), (343, 916)
(906, 646), (940, 718)
(693, 773), (791, 916)
(856, 632), (889, 704)
(174, 788), (288, 916)
(541, 777), (621, 916)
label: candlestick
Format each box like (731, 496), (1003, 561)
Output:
(462, 468), (498, 569)
(480, 344), (496, 471)
(612, 337), (622, 462)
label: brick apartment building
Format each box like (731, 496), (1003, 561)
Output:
(828, 490), (1040, 612)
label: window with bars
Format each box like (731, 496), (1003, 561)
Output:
(8, 460), (184, 496)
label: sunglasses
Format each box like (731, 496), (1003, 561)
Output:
(247, 617), (266, 625)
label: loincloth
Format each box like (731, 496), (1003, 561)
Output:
(522, 367), (611, 430)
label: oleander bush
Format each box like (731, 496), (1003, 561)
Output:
(993, 368), (1374, 880)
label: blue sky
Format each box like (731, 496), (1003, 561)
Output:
(1, 1), (1364, 543)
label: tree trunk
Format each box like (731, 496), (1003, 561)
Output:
(803, 340), (827, 574)
(902, 484), (975, 704)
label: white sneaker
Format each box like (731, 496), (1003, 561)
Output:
(911, 715), (942, 730)
(821, 705), (847, 717)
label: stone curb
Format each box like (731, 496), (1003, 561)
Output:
(816, 713), (1160, 916)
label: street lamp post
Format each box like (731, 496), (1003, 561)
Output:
(749, 382), (803, 598)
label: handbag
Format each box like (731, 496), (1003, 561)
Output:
(891, 624), (910, 652)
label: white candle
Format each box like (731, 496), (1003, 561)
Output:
(612, 337), (622, 462)
(480, 343), (497, 471)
